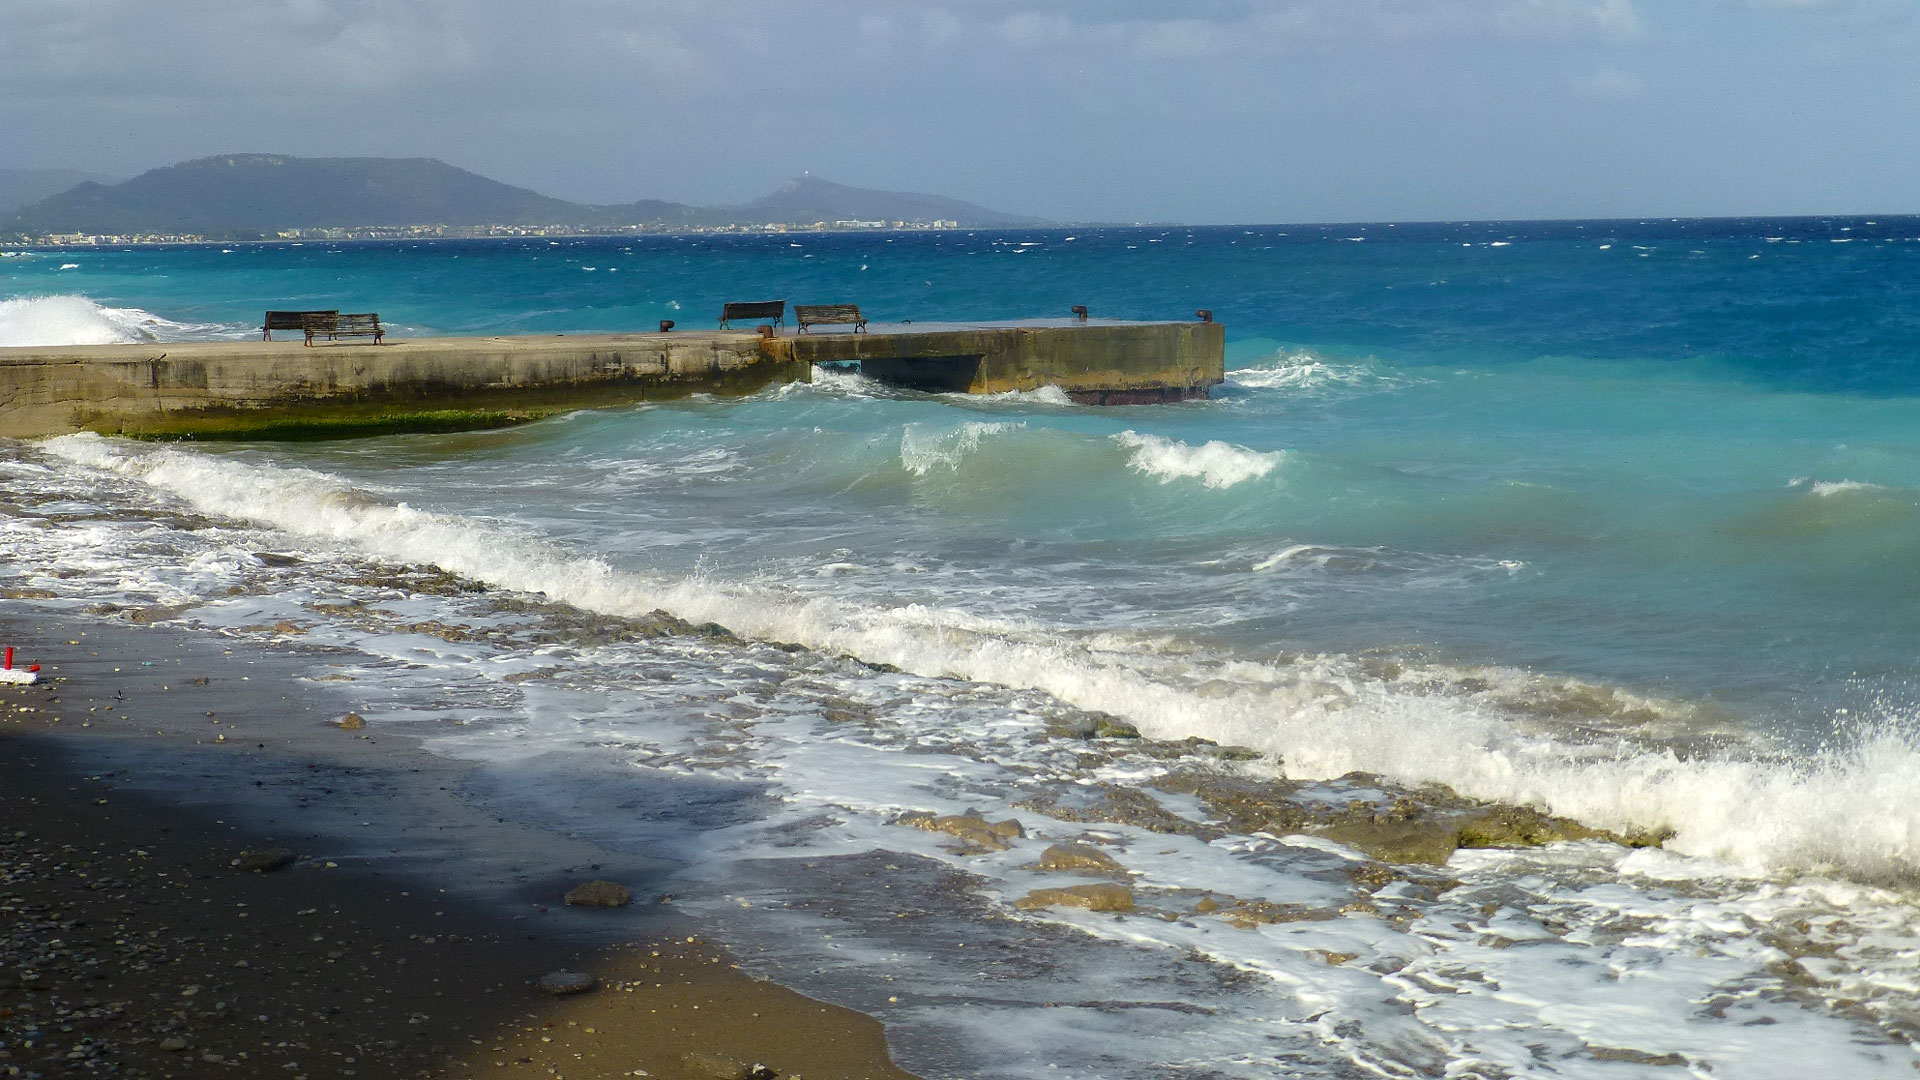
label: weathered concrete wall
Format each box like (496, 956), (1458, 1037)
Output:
(0, 332), (802, 439)
(0, 321), (1225, 440)
(781, 322), (1224, 404)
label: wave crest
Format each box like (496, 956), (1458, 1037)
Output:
(1112, 430), (1284, 489)
(0, 294), (237, 347)
(900, 421), (1025, 475)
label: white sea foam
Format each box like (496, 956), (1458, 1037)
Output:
(1111, 430), (1283, 489)
(899, 421), (1024, 474)
(1251, 542), (1526, 584)
(770, 366), (891, 398)
(0, 294), (236, 347)
(38, 433), (1920, 885)
(960, 384), (1076, 406)
(1226, 351), (1386, 392)
(1790, 477), (1892, 498)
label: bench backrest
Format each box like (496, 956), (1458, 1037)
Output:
(264, 309), (336, 330)
(720, 300), (785, 322)
(796, 304), (863, 323)
(301, 312), (381, 337)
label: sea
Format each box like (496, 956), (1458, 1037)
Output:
(6, 220), (1920, 1077)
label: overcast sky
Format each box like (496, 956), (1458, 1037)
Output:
(5, 0), (1917, 223)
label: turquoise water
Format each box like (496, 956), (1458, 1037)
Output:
(13, 222), (1920, 733)
(12, 222), (1920, 1075)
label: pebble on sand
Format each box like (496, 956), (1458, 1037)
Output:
(536, 971), (599, 995)
(564, 879), (634, 907)
(229, 847), (296, 873)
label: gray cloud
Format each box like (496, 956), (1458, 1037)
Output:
(3, 0), (1916, 221)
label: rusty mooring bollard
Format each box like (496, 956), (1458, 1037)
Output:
(1195, 309), (1213, 323)
(659, 319), (675, 333)
(1071, 305), (1089, 321)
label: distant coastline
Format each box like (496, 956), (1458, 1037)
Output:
(8, 219), (973, 248)
(1, 154), (1040, 244)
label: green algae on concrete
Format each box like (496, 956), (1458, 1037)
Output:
(126, 408), (541, 441)
(0, 331), (804, 440)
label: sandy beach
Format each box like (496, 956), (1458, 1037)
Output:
(0, 608), (916, 1080)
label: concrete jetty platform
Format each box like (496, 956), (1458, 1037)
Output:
(0, 320), (1223, 440)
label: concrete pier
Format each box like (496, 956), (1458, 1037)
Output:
(790, 320), (1224, 405)
(0, 321), (1223, 440)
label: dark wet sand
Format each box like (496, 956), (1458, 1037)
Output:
(0, 610), (917, 1080)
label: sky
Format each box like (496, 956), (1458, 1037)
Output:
(4, 0), (1918, 224)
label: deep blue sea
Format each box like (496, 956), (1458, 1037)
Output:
(8, 221), (1920, 1077)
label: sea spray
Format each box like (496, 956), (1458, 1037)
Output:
(0, 294), (242, 347)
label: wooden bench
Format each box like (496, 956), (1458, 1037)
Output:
(718, 300), (785, 330)
(795, 304), (867, 333)
(263, 310), (336, 341)
(302, 312), (384, 346)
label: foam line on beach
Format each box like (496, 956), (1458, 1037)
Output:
(41, 432), (1920, 884)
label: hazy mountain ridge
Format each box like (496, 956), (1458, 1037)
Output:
(3, 155), (1036, 236)
(0, 169), (122, 216)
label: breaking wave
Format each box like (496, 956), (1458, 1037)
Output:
(1227, 351), (1389, 391)
(900, 421), (1025, 474)
(0, 294), (237, 347)
(1112, 430), (1284, 489)
(40, 433), (1920, 886)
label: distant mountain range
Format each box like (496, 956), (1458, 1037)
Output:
(0, 169), (121, 216)
(1, 155), (1039, 237)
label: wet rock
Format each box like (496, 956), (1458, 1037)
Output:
(534, 971), (598, 995)
(563, 880), (632, 908)
(1217, 900), (1337, 929)
(1319, 799), (1639, 865)
(1320, 817), (1463, 866)
(344, 564), (484, 596)
(1155, 771), (1313, 836)
(681, 1051), (777, 1080)
(896, 809), (1024, 853)
(1032, 842), (1127, 876)
(229, 847), (296, 873)
(508, 605), (719, 646)
(1045, 714), (1099, 739)
(1193, 896), (1220, 914)
(399, 619), (474, 642)
(1017, 785), (1213, 838)
(252, 551), (302, 567)
(158, 1036), (190, 1052)
(1455, 805), (1602, 849)
(334, 712), (366, 731)
(1014, 883), (1135, 913)
(1092, 714), (1140, 739)
(1590, 1047), (1687, 1067)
